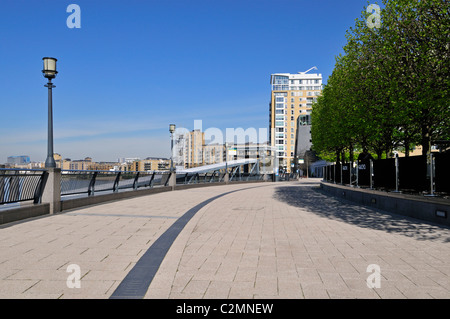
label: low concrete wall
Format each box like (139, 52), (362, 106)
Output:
(0, 203), (50, 225)
(62, 180), (268, 211)
(320, 182), (450, 227)
(61, 186), (173, 211)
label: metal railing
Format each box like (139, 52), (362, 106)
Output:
(0, 169), (48, 205)
(176, 172), (225, 185)
(1, 167), (277, 206)
(61, 170), (171, 197)
(175, 171), (271, 185)
(278, 172), (299, 181)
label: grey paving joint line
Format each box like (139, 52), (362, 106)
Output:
(109, 184), (268, 299)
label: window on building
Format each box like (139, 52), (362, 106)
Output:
(273, 76), (288, 85)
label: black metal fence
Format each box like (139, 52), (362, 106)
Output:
(0, 169), (48, 205)
(278, 172), (299, 181)
(323, 153), (450, 197)
(61, 170), (171, 196)
(176, 172), (271, 185)
(1, 167), (276, 206)
(176, 172), (225, 185)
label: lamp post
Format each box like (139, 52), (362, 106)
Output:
(224, 142), (228, 173)
(169, 124), (176, 172)
(42, 57), (58, 168)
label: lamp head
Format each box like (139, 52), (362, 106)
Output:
(42, 57), (58, 79)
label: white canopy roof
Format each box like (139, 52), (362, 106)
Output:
(176, 158), (259, 174)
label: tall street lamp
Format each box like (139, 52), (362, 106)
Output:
(42, 57), (58, 168)
(224, 142), (228, 173)
(169, 124), (176, 172)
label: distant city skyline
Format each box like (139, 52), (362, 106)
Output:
(0, 0), (373, 162)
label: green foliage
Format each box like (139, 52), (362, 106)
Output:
(311, 0), (450, 162)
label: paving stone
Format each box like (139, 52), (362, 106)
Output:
(1, 180), (449, 299)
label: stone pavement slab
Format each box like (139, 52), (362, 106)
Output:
(144, 180), (450, 299)
(1, 179), (449, 299)
(0, 184), (258, 298)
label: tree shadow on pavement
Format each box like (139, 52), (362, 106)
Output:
(273, 184), (450, 243)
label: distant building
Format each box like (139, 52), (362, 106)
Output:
(144, 157), (170, 171)
(118, 157), (140, 164)
(269, 69), (323, 172)
(88, 162), (120, 171)
(69, 157), (92, 170)
(122, 158), (170, 172)
(7, 155), (30, 165)
(54, 153), (62, 168)
(173, 126), (275, 172)
(173, 129), (205, 169)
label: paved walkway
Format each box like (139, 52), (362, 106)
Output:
(0, 179), (449, 299)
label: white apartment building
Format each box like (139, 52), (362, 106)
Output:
(269, 68), (322, 172)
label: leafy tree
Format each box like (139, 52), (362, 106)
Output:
(311, 0), (449, 161)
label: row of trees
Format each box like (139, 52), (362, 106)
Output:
(311, 0), (449, 163)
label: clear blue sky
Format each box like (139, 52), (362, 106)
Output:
(0, 0), (372, 162)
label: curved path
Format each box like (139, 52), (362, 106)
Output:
(0, 179), (449, 299)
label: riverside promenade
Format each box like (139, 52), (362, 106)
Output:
(0, 179), (449, 299)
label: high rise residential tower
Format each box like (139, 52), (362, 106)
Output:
(269, 68), (322, 172)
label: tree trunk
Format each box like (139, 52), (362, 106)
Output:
(376, 150), (383, 160)
(421, 124), (431, 156)
(349, 145), (354, 164)
(404, 137), (410, 157)
(336, 151), (340, 165)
